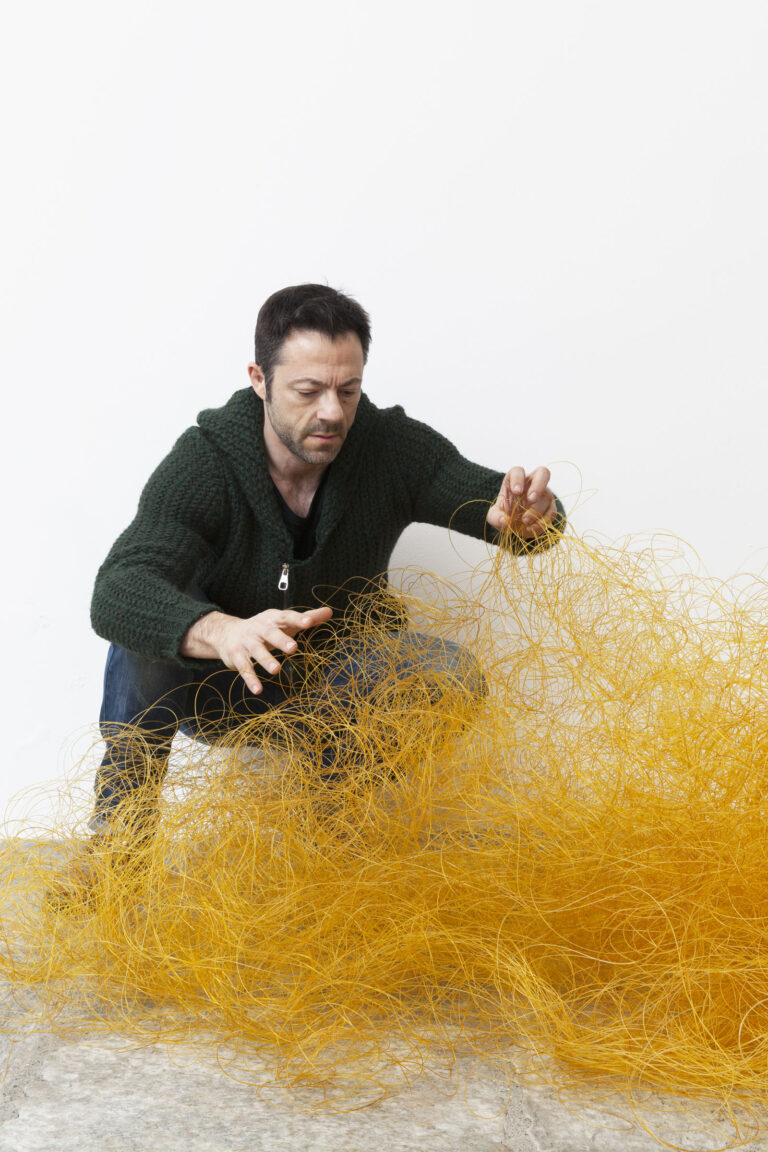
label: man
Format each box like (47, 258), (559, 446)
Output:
(85, 283), (565, 858)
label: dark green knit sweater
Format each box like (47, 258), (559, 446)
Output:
(91, 388), (566, 666)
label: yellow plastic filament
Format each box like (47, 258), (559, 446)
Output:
(3, 527), (768, 1136)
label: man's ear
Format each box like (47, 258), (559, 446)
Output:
(248, 363), (267, 400)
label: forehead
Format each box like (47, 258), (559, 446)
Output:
(275, 329), (364, 378)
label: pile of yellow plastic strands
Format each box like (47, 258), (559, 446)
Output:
(3, 528), (768, 1125)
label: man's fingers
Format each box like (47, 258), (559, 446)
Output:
(525, 466), (551, 503)
(487, 503), (514, 532)
(265, 625), (300, 655)
(522, 490), (556, 521)
(233, 655), (263, 694)
(245, 607), (336, 680)
(220, 607), (336, 693)
(299, 606), (333, 626)
(521, 493), (557, 533)
(501, 466), (526, 509)
(507, 465), (526, 493)
(250, 639), (288, 677)
(279, 607), (333, 633)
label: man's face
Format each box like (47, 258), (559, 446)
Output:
(249, 329), (364, 466)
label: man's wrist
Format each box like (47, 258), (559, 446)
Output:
(179, 610), (233, 659)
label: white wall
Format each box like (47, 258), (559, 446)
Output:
(1, 1), (766, 819)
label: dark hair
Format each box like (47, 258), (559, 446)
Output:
(254, 284), (372, 397)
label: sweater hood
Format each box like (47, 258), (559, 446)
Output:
(195, 387), (380, 549)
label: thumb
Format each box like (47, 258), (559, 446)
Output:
(486, 502), (508, 531)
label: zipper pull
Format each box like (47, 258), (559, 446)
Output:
(278, 562), (290, 608)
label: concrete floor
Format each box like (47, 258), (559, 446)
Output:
(2, 1014), (767, 1152)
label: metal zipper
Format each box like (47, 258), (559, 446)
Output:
(278, 562), (290, 610)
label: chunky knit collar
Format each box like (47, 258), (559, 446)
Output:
(196, 387), (378, 556)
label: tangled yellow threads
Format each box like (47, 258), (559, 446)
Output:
(3, 529), (768, 1131)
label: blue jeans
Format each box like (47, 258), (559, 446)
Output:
(94, 631), (485, 831)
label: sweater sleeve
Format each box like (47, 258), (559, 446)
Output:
(391, 407), (566, 554)
(90, 428), (230, 661)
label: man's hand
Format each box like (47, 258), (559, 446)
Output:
(487, 466), (557, 538)
(180, 606), (334, 693)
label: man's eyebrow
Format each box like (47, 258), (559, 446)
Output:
(288, 377), (363, 387)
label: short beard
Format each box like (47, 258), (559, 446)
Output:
(265, 401), (345, 465)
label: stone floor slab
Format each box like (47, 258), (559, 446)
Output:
(4, 1027), (768, 1150)
(505, 1077), (768, 1152)
(0, 1033), (510, 1152)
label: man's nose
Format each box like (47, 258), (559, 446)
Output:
(317, 389), (343, 423)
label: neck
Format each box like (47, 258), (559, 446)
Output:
(262, 416), (327, 488)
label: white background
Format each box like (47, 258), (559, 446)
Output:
(1, 1), (766, 820)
